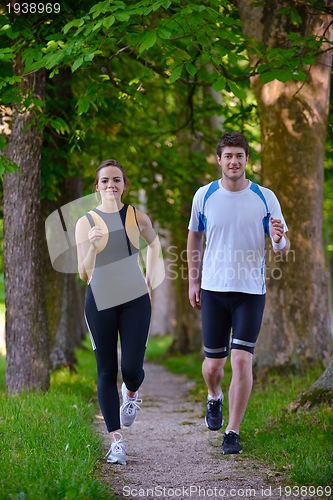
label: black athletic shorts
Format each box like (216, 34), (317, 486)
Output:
(201, 290), (266, 358)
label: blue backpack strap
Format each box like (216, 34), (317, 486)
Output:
(249, 182), (271, 237)
(198, 180), (220, 232)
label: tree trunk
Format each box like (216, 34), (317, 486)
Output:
(4, 59), (50, 392)
(237, 0), (333, 372)
(168, 208), (202, 353)
(149, 230), (176, 336)
(169, 80), (225, 354)
(288, 355), (333, 411)
(42, 177), (86, 371)
(40, 67), (86, 370)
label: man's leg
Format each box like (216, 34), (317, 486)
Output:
(202, 356), (227, 398)
(221, 349), (252, 455)
(226, 349), (253, 434)
(202, 356), (228, 430)
(228, 292), (265, 432)
(222, 293), (265, 454)
(201, 290), (231, 431)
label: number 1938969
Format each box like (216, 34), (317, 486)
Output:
(6, 3), (61, 14)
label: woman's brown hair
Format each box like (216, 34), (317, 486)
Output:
(94, 159), (129, 192)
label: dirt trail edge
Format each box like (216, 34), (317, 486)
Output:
(96, 362), (294, 500)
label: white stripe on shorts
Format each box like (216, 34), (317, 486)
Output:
(204, 346), (228, 353)
(84, 311), (97, 351)
(232, 338), (256, 348)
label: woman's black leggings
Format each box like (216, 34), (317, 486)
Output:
(84, 285), (151, 432)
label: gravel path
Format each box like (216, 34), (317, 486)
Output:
(96, 362), (296, 500)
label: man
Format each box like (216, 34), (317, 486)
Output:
(187, 132), (290, 455)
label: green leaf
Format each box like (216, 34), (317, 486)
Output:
(45, 51), (65, 70)
(290, 8), (302, 25)
(149, 0), (172, 11)
(189, 4), (206, 11)
(0, 156), (20, 174)
(286, 32), (301, 42)
(185, 62), (197, 77)
(89, 1), (110, 16)
(293, 71), (306, 81)
(0, 49), (15, 62)
(103, 15), (115, 29)
(115, 12), (130, 22)
(228, 81), (246, 100)
(84, 50), (102, 62)
(139, 30), (157, 53)
(198, 53), (211, 64)
(0, 135), (7, 149)
(211, 55), (222, 66)
(63, 18), (85, 35)
(31, 98), (45, 107)
(275, 70), (301, 83)
(45, 32), (64, 41)
(83, 23), (94, 37)
(49, 117), (70, 134)
(158, 27), (172, 39)
(71, 57), (84, 73)
(169, 64), (183, 83)
(260, 68), (305, 85)
(2, 87), (22, 105)
(3, 27), (20, 40)
(212, 78), (226, 92)
(176, 49), (191, 61)
(77, 95), (91, 115)
(93, 20), (103, 32)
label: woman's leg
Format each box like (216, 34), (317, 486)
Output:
(119, 293), (151, 393)
(85, 286), (121, 433)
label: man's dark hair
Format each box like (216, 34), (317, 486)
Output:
(216, 132), (250, 159)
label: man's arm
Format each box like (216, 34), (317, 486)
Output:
(187, 230), (204, 309)
(270, 216), (290, 257)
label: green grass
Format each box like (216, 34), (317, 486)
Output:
(147, 335), (333, 488)
(0, 339), (113, 500)
(0, 332), (331, 498)
(145, 333), (173, 361)
(0, 301), (5, 357)
(244, 370), (333, 486)
(0, 273), (4, 303)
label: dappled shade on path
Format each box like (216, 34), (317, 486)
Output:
(97, 363), (298, 500)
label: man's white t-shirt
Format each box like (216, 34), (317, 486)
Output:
(188, 179), (288, 295)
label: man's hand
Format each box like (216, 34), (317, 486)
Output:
(269, 216), (290, 256)
(270, 217), (284, 243)
(189, 282), (201, 309)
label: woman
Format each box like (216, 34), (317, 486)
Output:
(75, 159), (160, 465)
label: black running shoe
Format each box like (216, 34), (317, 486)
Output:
(222, 431), (242, 454)
(205, 396), (223, 431)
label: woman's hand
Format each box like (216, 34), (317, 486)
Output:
(88, 225), (104, 250)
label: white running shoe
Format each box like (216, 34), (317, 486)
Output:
(105, 432), (127, 465)
(120, 382), (142, 427)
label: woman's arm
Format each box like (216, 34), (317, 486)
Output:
(75, 216), (103, 282)
(135, 210), (163, 296)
